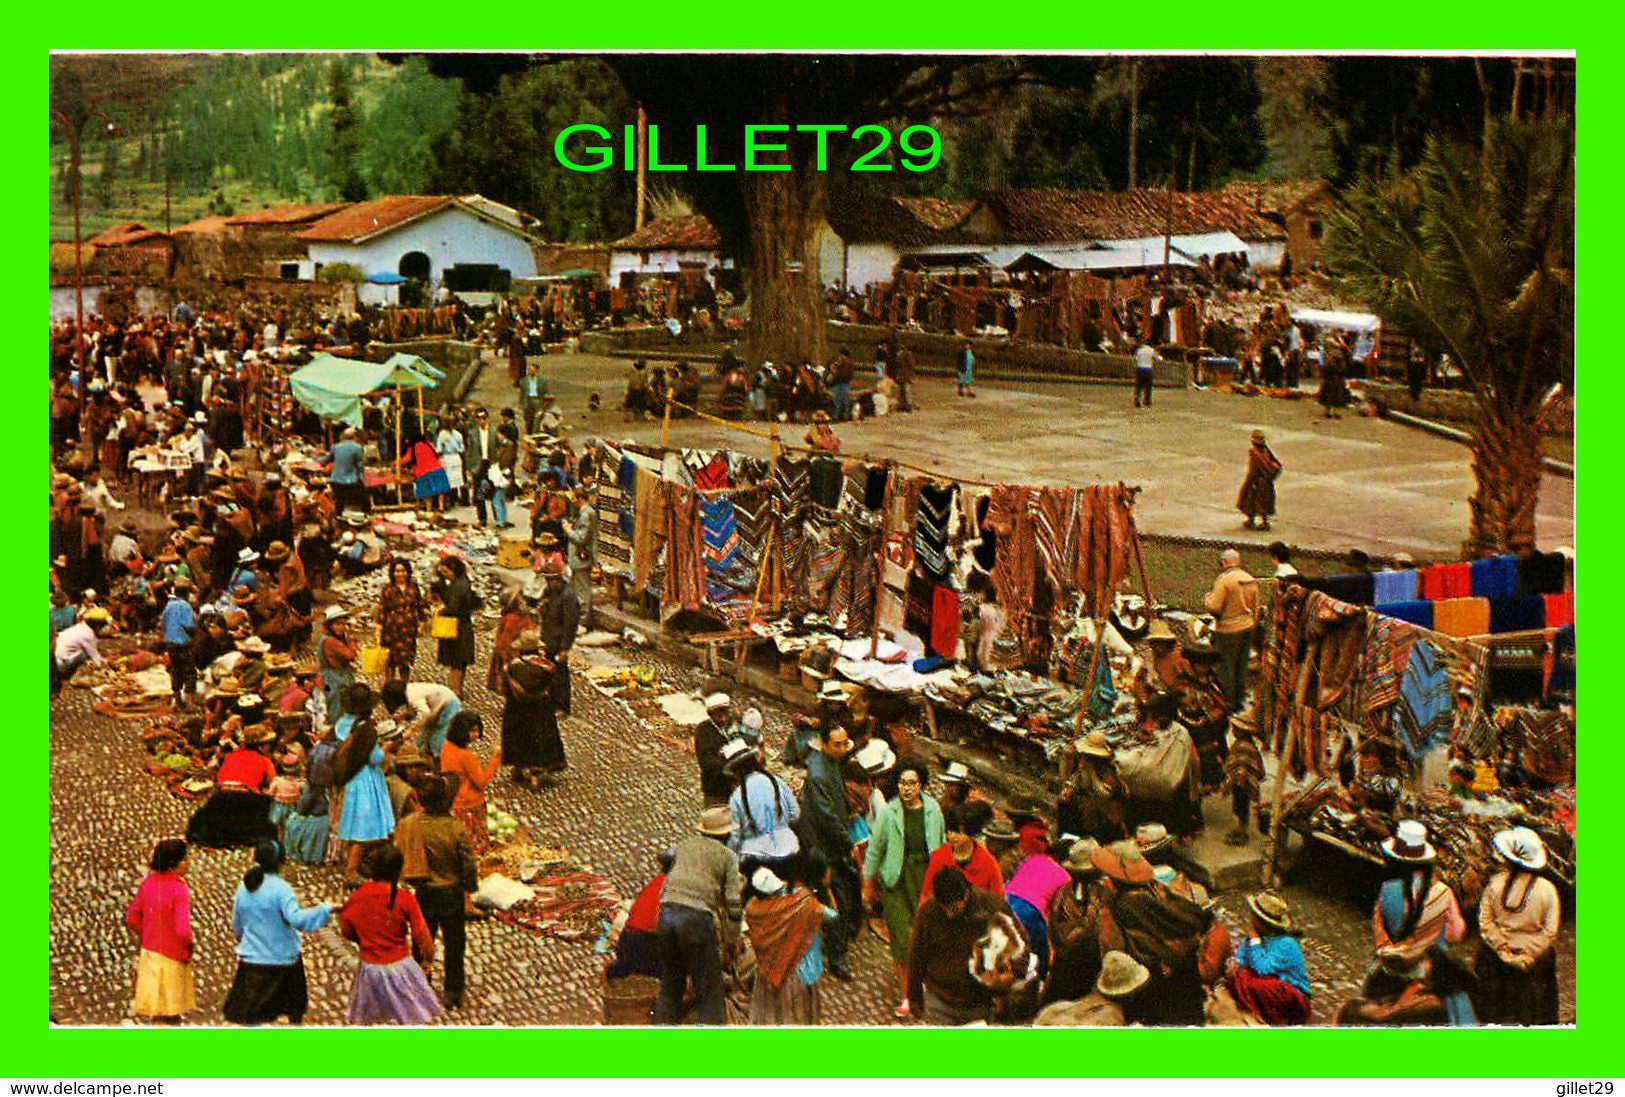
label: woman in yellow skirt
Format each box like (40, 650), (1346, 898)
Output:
(124, 838), (195, 1023)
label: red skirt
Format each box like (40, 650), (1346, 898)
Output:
(1229, 965), (1311, 1026)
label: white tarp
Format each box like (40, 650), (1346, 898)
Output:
(1290, 307), (1382, 334)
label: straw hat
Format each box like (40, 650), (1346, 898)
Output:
(703, 692), (732, 711)
(698, 807), (734, 837)
(1096, 950), (1151, 999)
(209, 676), (243, 698)
(1092, 840), (1154, 885)
(1246, 890), (1294, 933)
(1076, 730), (1113, 759)
(1492, 826), (1548, 872)
(1135, 822), (1172, 854)
(236, 636), (272, 656)
(264, 541), (290, 561)
(751, 866), (786, 894)
(375, 718), (404, 742)
(940, 761), (973, 785)
(982, 817), (1020, 843)
(323, 605), (351, 624)
(1063, 837), (1102, 875)
(236, 547), (260, 564)
(719, 737), (754, 771)
(1382, 819), (1436, 863)
(854, 738), (896, 776)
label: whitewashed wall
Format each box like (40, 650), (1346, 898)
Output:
(305, 206), (538, 287)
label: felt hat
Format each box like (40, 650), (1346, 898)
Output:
(393, 743), (430, 770)
(236, 693), (266, 710)
(512, 628), (541, 654)
(323, 605), (350, 624)
(811, 410), (831, 423)
(293, 662), (319, 680)
(1246, 890), (1294, 933)
(703, 692), (732, 711)
(243, 723), (278, 746)
(1382, 819), (1436, 863)
(982, 817), (1020, 843)
(236, 636), (272, 655)
(264, 653), (295, 673)
(264, 541), (290, 561)
(1076, 730), (1113, 759)
(1250, 429), (1268, 444)
(940, 761), (973, 785)
(1092, 840), (1155, 885)
(209, 676), (243, 698)
(375, 718), (403, 742)
(751, 866), (786, 895)
(854, 738), (896, 776)
(698, 806), (734, 837)
(740, 707), (765, 732)
(1063, 837), (1102, 875)
(1492, 826), (1547, 872)
(1135, 822), (1172, 854)
(719, 737), (754, 771)
(1097, 951), (1151, 999)
(535, 531), (561, 547)
(236, 547), (260, 564)
(120, 518), (139, 534)
(193, 411), (207, 423)
(1145, 618), (1178, 644)
(231, 586), (257, 605)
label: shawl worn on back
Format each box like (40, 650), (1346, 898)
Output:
(747, 889), (828, 991)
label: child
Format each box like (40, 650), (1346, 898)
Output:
(267, 752), (307, 837)
(1223, 713), (1264, 847)
(124, 838), (195, 1023)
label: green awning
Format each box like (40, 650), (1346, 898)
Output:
(288, 353), (437, 427)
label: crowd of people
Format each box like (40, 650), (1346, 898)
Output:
(56, 302), (1564, 1029)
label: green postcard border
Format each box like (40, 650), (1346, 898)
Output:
(16, 11), (1612, 1079)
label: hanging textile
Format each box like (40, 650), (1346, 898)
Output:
(771, 458), (810, 602)
(1419, 562), (1472, 600)
(984, 485), (1038, 656)
(1432, 597), (1491, 638)
(1085, 628), (1118, 720)
(1372, 569), (1419, 605)
(662, 486), (706, 611)
(595, 444), (635, 580)
(802, 509), (845, 608)
(1395, 638), (1454, 760)
(1376, 600), (1434, 629)
(1363, 615), (1415, 716)
(809, 456), (844, 510)
(1288, 590), (1365, 778)
(1319, 572), (1375, 606)
(1469, 554), (1518, 599)
(1542, 592), (1574, 628)
(1488, 595), (1545, 634)
(914, 482), (957, 581)
(904, 571), (935, 640)
(1032, 486), (1080, 599)
(631, 468), (666, 594)
(930, 585), (960, 658)
(1071, 484), (1138, 619)
(1515, 552), (1568, 597)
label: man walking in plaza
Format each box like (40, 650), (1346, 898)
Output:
(1133, 339), (1158, 408)
(565, 483), (598, 627)
(326, 427), (368, 515)
(1204, 548), (1259, 713)
(653, 807), (744, 1025)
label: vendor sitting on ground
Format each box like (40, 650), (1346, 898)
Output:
(803, 411), (840, 453)
(1057, 730), (1129, 845)
(1226, 890), (1311, 1026)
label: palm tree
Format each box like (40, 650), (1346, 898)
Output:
(1324, 118), (1573, 556)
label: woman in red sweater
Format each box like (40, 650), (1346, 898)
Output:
(124, 838), (195, 1023)
(438, 711), (502, 853)
(918, 802), (1005, 906)
(338, 844), (443, 1024)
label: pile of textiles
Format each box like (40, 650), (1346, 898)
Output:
(491, 865), (623, 941)
(922, 669), (1087, 739)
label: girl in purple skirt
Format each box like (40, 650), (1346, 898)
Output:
(338, 845), (443, 1024)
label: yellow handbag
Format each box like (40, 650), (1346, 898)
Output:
(430, 613), (460, 640)
(358, 631), (390, 675)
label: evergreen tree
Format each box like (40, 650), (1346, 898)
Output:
(327, 56), (368, 202)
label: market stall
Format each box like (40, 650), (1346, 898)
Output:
(1261, 565), (1576, 901)
(287, 353), (440, 505)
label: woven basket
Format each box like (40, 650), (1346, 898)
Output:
(602, 973), (658, 1026)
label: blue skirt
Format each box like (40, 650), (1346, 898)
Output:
(337, 767), (394, 842)
(282, 811), (329, 864)
(414, 468), (450, 500)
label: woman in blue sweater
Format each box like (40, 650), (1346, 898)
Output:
(221, 840), (336, 1025)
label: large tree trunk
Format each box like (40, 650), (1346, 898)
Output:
(740, 171), (828, 368)
(1464, 406), (1545, 557)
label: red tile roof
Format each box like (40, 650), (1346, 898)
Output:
(86, 221), (168, 248)
(979, 188), (1287, 243)
(827, 193), (980, 246)
(170, 214), (238, 236)
(227, 201), (352, 227)
(612, 215), (721, 251)
(294, 195), (456, 243)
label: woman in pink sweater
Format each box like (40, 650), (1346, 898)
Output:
(124, 838), (195, 1023)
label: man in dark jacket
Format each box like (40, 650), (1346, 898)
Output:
(907, 864), (1009, 1025)
(537, 561), (580, 716)
(798, 726), (859, 981)
(693, 693), (736, 808)
(403, 775), (478, 1009)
